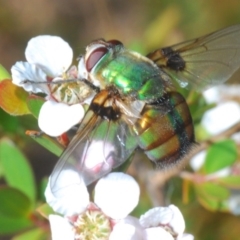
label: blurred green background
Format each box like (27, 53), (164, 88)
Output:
(1, 0), (240, 239)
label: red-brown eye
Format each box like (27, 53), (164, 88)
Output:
(86, 47), (108, 72)
(107, 39), (123, 46)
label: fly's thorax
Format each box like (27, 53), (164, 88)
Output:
(78, 39), (170, 102)
(91, 49), (171, 101)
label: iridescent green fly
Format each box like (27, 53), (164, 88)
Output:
(50, 25), (240, 193)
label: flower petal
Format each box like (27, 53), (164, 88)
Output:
(228, 192), (240, 215)
(110, 222), (143, 240)
(140, 206), (172, 228)
(83, 140), (115, 169)
(201, 101), (240, 135)
(189, 151), (206, 171)
(110, 216), (145, 240)
(45, 169), (89, 216)
(25, 35), (73, 77)
(11, 61), (49, 93)
(180, 233), (195, 240)
(144, 227), (174, 240)
(49, 214), (74, 240)
(38, 100), (84, 137)
(140, 205), (185, 236)
(94, 172), (140, 219)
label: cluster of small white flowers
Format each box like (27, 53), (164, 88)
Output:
(45, 171), (193, 240)
(11, 35), (94, 137)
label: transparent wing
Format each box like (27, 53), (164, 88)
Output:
(147, 25), (240, 90)
(50, 107), (138, 196)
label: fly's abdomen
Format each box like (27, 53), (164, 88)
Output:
(133, 91), (194, 167)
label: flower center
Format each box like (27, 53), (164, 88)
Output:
(50, 81), (92, 104)
(73, 209), (111, 240)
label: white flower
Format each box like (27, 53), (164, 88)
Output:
(38, 100), (84, 137)
(45, 169), (89, 216)
(181, 234), (195, 240)
(49, 215), (75, 240)
(12, 35), (74, 93)
(228, 191), (240, 215)
(11, 35), (93, 137)
(94, 172), (140, 219)
(144, 227), (174, 240)
(45, 171), (141, 240)
(189, 151), (206, 171)
(201, 101), (240, 135)
(140, 205), (190, 240)
(109, 216), (145, 240)
(190, 151), (231, 180)
(203, 85), (240, 104)
(46, 169), (194, 239)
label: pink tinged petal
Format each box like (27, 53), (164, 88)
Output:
(11, 61), (49, 93)
(140, 205), (185, 236)
(49, 214), (74, 240)
(144, 227), (174, 240)
(84, 141), (115, 170)
(94, 172), (140, 219)
(45, 169), (89, 216)
(25, 35), (73, 77)
(38, 100), (84, 137)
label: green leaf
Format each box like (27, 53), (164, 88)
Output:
(0, 187), (31, 218)
(0, 79), (30, 115)
(195, 183), (230, 211)
(27, 95), (45, 118)
(26, 131), (64, 157)
(0, 108), (20, 133)
(0, 187), (33, 235)
(0, 64), (11, 81)
(0, 214), (32, 235)
(12, 228), (49, 240)
(216, 176), (240, 189)
(195, 182), (229, 201)
(204, 139), (237, 174)
(39, 177), (48, 202)
(0, 138), (36, 203)
(197, 193), (229, 212)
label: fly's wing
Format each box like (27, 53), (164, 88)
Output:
(50, 107), (138, 196)
(147, 25), (240, 91)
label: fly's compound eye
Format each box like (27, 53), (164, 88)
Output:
(86, 46), (108, 72)
(107, 39), (123, 47)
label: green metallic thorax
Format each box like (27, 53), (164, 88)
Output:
(91, 48), (170, 102)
